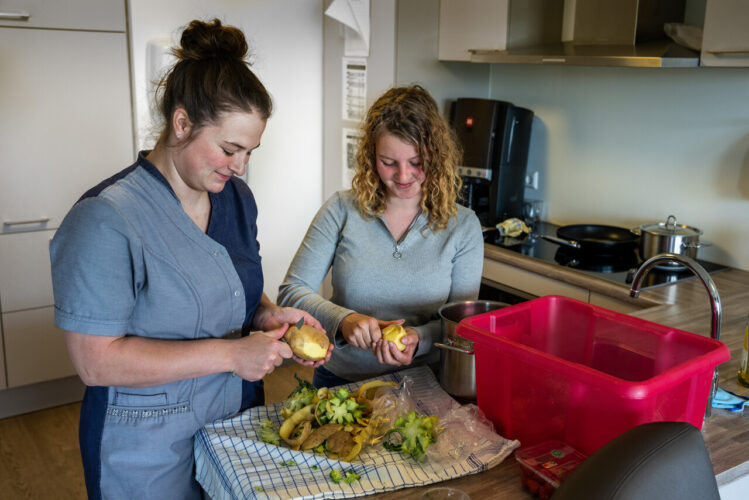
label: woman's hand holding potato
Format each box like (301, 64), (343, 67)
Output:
(373, 327), (418, 367)
(340, 313), (404, 349)
(284, 323), (333, 367)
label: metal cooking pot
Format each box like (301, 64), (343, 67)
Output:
(434, 300), (509, 400)
(635, 215), (705, 267)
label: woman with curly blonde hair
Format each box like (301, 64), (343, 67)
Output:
(279, 85), (484, 387)
(352, 85), (462, 231)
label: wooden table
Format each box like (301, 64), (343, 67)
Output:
(363, 245), (749, 499)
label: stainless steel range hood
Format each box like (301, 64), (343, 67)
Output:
(456, 0), (700, 69)
(469, 40), (700, 68)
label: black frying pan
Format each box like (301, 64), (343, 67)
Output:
(542, 224), (639, 252)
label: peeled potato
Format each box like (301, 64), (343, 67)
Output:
(284, 324), (330, 361)
(382, 324), (407, 351)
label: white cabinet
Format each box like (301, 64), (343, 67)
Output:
(0, 320), (6, 389)
(700, 0), (749, 66)
(438, 0), (563, 61)
(0, 230), (69, 388)
(0, 24), (133, 232)
(3, 307), (74, 387)
(0, 0), (132, 392)
(0, 230), (54, 312)
(0, 0), (125, 30)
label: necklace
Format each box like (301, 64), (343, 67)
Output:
(391, 210), (421, 259)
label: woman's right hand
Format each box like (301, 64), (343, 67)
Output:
(231, 325), (293, 381)
(340, 313), (404, 349)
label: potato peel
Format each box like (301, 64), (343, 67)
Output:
(279, 404), (314, 440)
(276, 379), (397, 462)
(282, 420), (313, 450)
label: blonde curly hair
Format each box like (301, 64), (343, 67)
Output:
(352, 85), (462, 232)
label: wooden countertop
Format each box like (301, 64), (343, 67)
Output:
(364, 244), (749, 499)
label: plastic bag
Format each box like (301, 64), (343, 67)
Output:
(425, 403), (508, 464)
(368, 376), (516, 464)
(496, 218), (530, 238)
(365, 376), (418, 443)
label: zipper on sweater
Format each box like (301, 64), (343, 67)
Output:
(383, 211), (422, 259)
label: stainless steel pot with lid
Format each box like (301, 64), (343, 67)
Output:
(434, 300), (509, 400)
(635, 215), (705, 267)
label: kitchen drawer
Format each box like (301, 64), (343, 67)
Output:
(483, 258), (589, 302)
(0, 0), (125, 31)
(3, 306), (76, 387)
(0, 230), (55, 312)
(0, 319), (6, 389)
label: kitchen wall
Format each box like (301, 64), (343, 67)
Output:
(394, 0), (749, 271)
(488, 63), (749, 270)
(128, 0), (323, 301)
(322, 0), (396, 200)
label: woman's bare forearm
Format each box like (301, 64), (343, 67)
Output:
(65, 330), (237, 387)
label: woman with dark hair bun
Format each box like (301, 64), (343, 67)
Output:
(50, 19), (330, 499)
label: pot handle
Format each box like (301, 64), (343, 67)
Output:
(541, 234), (582, 249)
(683, 239), (712, 249)
(433, 342), (474, 355)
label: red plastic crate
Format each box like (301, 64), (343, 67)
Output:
(457, 295), (730, 455)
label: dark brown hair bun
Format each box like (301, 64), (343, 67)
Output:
(174, 18), (248, 62)
(155, 18), (272, 144)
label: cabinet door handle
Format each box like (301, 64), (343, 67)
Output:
(707, 50), (749, 55)
(0, 12), (31, 21)
(3, 217), (50, 226)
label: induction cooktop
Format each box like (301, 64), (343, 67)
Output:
(483, 221), (727, 290)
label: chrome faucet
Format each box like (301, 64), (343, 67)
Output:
(629, 253), (722, 418)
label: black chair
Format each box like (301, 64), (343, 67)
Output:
(551, 421), (720, 500)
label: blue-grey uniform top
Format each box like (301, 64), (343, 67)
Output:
(50, 152), (264, 500)
(277, 190), (484, 381)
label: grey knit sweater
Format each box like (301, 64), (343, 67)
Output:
(277, 190), (484, 381)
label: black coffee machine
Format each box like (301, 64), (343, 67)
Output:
(450, 98), (534, 227)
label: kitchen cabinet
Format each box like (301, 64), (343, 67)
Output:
(3, 307), (74, 387)
(0, 321), (6, 390)
(0, 0), (125, 30)
(483, 258), (645, 313)
(438, 0), (563, 61)
(0, 230), (54, 313)
(700, 0), (749, 66)
(0, 0), (132, 399)
(0, 8), (132, 232)
(483, 258), (589, 302)
(0, 230), (75, 388)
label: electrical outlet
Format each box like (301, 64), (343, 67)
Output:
(525, 171), (539, 190)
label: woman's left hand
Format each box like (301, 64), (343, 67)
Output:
(252, 297), (331, 367)
(372, 328), (418, 366)
(253, 301), (324, 333)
